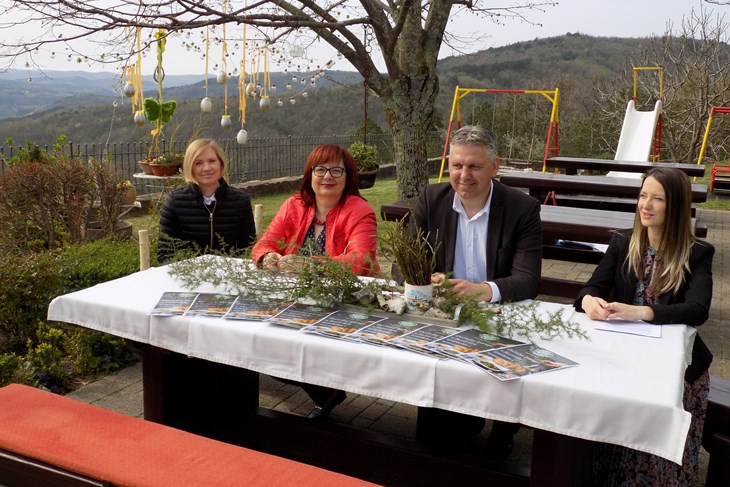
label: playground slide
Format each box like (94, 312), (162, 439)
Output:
(607, 99), (663, 178)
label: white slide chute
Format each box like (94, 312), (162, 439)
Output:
(607, 99), (663, 178)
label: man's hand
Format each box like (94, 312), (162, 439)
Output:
(448, 278), (492, 302)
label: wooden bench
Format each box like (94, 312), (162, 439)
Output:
(499, 172), (708, 203)
(544, 156), (706, 177)
(704, 376), (730, 486)
(0, 383), (376, 487)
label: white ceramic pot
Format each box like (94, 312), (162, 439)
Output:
(403, 282), (433, 314)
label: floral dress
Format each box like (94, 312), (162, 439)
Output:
(592, 246), (711, 486)
(298, 220), (326, 257)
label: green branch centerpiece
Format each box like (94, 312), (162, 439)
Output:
(166, 244), (587, 343)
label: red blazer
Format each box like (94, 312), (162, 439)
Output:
(252, 194), (379, 276)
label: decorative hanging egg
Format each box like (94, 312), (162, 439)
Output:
(271, 84), (277, 92)
(220, 114), (232, 129)
(289, 98), (296, 105)
(302, 91), (308, 98)
(259, 97), (270, 111)
(200, 97), (212, 113)
(216, 70), (228, 84)
(236, 129), (248, 145)
(277, 99), (284, 107)
(133, 110), (146, 126)
(245, 82), (256, 98)
(123, 82), (136, 98)
(286, 82), (292, 90)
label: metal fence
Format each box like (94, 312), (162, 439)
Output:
(0, 134), (402, 195)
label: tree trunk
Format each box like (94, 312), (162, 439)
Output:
(385, 76), (438, 200)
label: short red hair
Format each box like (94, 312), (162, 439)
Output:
(299, 144), (361, 206)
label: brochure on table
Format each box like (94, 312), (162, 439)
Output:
(149, 292), (578, 380)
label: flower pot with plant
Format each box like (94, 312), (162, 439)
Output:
(381, 219), (439, 313)
(148, 152), (182, 177)
(349, 141), (380, 189)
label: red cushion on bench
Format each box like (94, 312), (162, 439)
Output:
(0, 383), (377, 487)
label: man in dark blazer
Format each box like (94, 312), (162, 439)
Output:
(410, 125), (542, 460)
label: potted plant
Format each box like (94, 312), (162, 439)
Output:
(148, 152), (182, 177)
(381, 219), (439, 313)
(348, 141), (379, 189)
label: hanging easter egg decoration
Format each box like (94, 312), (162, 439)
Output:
(217, 70), (228, 84)
(271, 84), (277, 92)
(286, 82), (292, 90)
(245, 82), (256, 98)
(200, 97), (213, 113)
(133, 110), (146, 126)
(236, 129), (248, 145)
(220, 114), (232, 129)
(259, 96), (270, 111)
(302, 91), (308, 98)
(290, 98), (296, 105)
(123, 82), (136, 98)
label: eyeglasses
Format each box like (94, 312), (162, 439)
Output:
(312, 166), (345, 178)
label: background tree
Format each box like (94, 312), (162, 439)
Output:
(0, 1), (554, 199)
(593, 5), (730, 164)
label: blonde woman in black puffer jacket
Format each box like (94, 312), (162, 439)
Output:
(158, 139), (256, 263)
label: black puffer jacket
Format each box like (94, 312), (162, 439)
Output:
(157, 179), (256, 263)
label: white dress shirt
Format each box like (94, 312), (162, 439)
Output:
(452, 182), (502, 302)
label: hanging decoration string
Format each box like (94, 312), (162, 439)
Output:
(222, 0), (229, 118)
(204, 27), (209, 98)
(238, 21), (247, 123)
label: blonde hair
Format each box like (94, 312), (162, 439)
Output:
(626, 167), (695, 296)
(182, 139), (227, 184)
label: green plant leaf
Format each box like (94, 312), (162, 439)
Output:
(143, 98), (161, 122)
(160, 100), (177, 123)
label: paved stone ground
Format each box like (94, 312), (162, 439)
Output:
(68, 207), (730, 486)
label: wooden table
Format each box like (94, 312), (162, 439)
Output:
(499, 172), (708, 203)
(47, 263), (697, 486)
(544, 157), (706, 177)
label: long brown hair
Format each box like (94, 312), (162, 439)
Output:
(626, 167), (695, 296)
(298, 144), (361, 206)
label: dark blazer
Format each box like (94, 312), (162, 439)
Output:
(575, 230), (714, 382)
(158, 178), (256, 263)
(409, 181), (542, 303)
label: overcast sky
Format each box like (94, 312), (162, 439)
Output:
(11, 0), (718, 76)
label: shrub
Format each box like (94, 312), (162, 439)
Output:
(58, 237), (140, 291)
(348, 141), (379, 172)
(0, 251), (66, 354)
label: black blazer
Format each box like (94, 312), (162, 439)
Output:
(575, 230), (714, 382)
(409, 181), (542, 303)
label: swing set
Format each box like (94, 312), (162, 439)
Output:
(697, 105), (730, 192)
(437, 86), (560, 182)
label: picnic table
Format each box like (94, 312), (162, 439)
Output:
(544, 157), (706, 177)
(499, 172), (708, 203)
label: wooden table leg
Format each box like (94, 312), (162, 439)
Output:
(142, 345), (259, 441)
(530, 428), (593, 486)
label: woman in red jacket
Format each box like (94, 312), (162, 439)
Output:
(252, 144), (379, 419)
(252, 144), (379, 276)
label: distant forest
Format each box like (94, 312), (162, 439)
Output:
(0, 33), (726, 164)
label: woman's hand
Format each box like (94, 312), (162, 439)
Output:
(581, 295), (611, 320)
(278, 254), (315, 273)
(581, 295), (654, 322)
(261, 252), (283, 270)
(601, 302), (655, 322)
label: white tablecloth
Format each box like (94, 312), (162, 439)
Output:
(47, 261), (696, 464)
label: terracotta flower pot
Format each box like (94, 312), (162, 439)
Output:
(121, 186), (137, 205)
(150, 164), (179, 177)
(138, 161), (154, 175)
